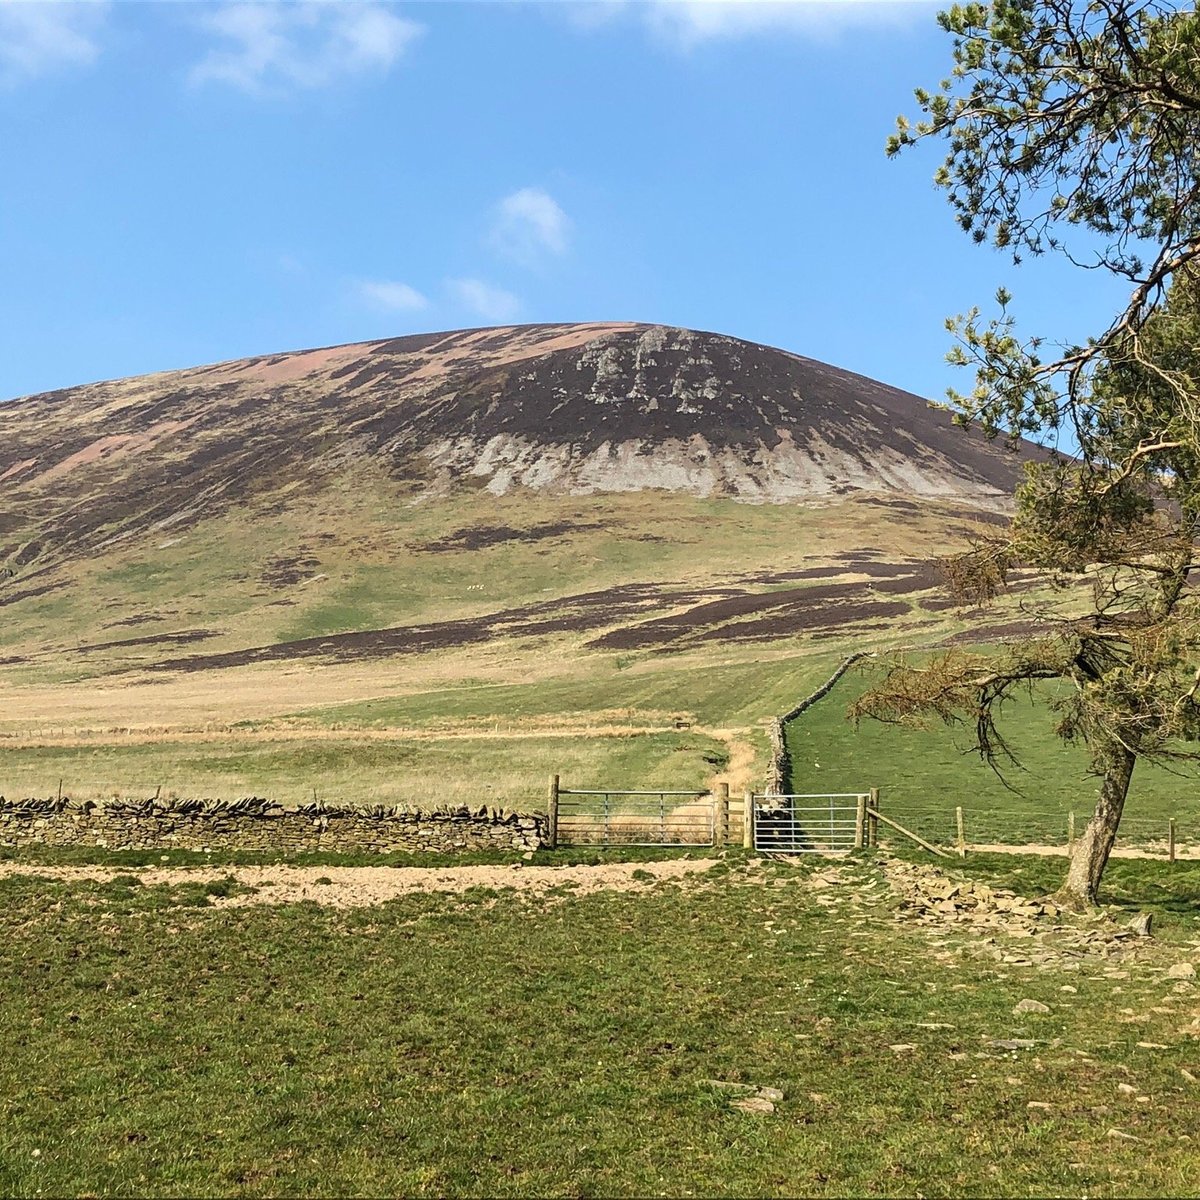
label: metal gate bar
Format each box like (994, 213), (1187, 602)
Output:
(751, 792), (866, 854)
(557, 789), (714, 847)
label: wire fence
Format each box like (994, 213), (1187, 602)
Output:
(882, 804), (1193, 857)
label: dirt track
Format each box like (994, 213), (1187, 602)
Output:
(0, 858), (718, 909)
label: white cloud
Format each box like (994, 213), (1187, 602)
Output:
(489, 187), (571, 266)
(191, 1), (422, 93)
(356, 279), (429, 312)
(568, 1), (934, 48)
(449, 278), (521, 323)
(0, 0), (107, 86)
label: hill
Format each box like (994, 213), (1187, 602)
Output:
(1, 322), (1043, 570)
(0, 323), (1049, 808)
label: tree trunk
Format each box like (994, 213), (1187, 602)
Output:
(1055, 744), (1137, 910)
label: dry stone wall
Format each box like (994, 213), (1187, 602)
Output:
(0, 796), (547, 855)
(766, 652), (869, 794)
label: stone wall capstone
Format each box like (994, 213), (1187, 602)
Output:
(0, 796), (547, 854)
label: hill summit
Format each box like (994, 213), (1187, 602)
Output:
(1, 322), (1040, 567)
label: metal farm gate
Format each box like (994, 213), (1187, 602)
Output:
(554, 787), (716, 847)
(750, 792), (870, 854)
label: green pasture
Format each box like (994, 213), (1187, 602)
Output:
(785, 670), (1200, 847)
(0, 854), (1197, 1197)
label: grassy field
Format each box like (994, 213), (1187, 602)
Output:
(1, 850), (1197, 1196)
(0, 485), (1063, 816)
(0, 486), (998, 808)
(785, 668), (1200, 849)
(0, 728), (730, 809)
(0, 644), (846, 808)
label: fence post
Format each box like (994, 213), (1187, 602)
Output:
(743, 790), (754, 850)
(955, 806), (966, 858)
(715, 783), (729, 847)
(547, 774), (559, 850)
(854, 793), (866, 849)
(867, 786), (880, 847)
(1168, 817), (1176, 863)
(1068, 810), (1076, 852)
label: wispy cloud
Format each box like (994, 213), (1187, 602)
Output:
(0, 0), (107, 86)
(449, 278), (521, 323)
(191, 1), (422, 93)
(356, 279), (429, 312)
(489, 187), (571, 266)
(568, 1), (934, 48)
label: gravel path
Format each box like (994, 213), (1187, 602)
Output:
(0, 858), (719, 909)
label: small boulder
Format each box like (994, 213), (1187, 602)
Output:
(1128, 912), (1154, 937)
(1167, 962), (1196, 980)
(1013, 998), (1052, 1015)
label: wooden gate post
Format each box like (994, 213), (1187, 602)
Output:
(714, 782), (729, 846)
(547, 774), (560, 850)
(854, 793), (866, 849)
(867, 787), (880, 847)
(955, 806), (966, 858)
(743, 790), (754, 850)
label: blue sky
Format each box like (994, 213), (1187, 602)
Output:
(0, 0), (1131, 404)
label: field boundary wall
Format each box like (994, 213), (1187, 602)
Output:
(765, 652), (869, 794)
(0, 796), (547, 854)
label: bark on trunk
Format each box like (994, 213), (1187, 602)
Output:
(1056, 744), (1137, 910)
